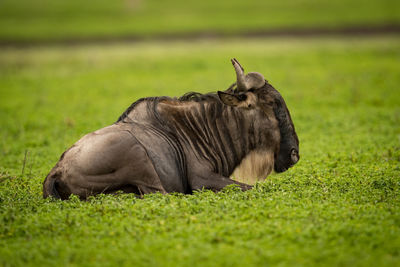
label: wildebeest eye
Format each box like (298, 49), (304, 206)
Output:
(237, 94), (247, 101)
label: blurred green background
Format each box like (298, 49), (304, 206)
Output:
(1, 0), (400, 266)
(0, 0), (399, 43)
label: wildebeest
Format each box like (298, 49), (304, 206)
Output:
(43, 59), (299, 199)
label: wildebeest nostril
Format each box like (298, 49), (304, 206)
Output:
(290, 149), (299, 164)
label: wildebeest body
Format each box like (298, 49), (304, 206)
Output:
(43, 59), (299, 199)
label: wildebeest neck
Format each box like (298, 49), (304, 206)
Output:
(157, 97), (277, 177)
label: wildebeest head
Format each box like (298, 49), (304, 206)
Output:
(218, 58), (299, 173)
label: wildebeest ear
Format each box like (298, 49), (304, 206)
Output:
(218, 91), (243, 106)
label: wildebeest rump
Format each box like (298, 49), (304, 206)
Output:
(43, 59), (299, 199)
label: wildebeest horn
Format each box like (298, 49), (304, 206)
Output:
(231, 58), (266, 91)
(231, 58), (246, 91)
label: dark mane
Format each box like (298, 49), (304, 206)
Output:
(179, 82), (236, 102)
(178, 91), (221, 102)
(116, 84), (237, 123)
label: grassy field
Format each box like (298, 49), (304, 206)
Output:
(0, 36), (400, 266)
(0, 0), (399, 42)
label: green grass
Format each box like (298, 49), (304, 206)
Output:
(1, 36), (400, 266)
(0, 0), (399, 42)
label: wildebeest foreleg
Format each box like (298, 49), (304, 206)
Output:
(191, 172), (252, 192)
